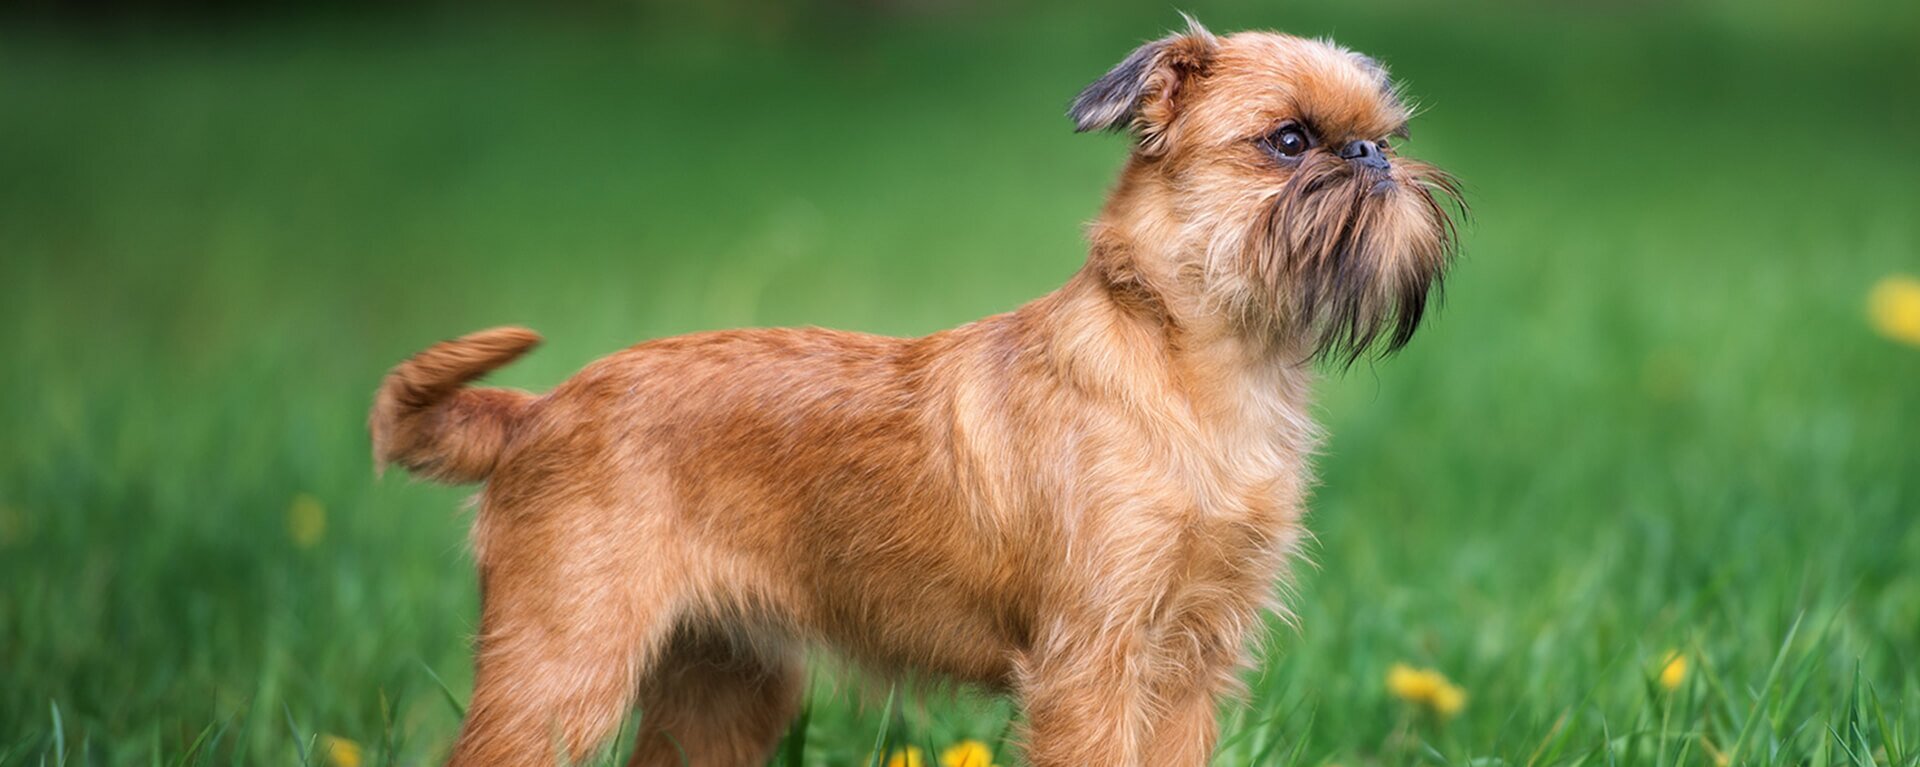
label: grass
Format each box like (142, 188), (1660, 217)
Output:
(2, 0), (1918, 764)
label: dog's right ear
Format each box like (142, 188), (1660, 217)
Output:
(1068, 17), (1218, 156)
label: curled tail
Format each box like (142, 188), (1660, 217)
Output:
(370, 327), (543, 484)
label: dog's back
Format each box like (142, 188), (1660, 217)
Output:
(379, 321), (1052, 685)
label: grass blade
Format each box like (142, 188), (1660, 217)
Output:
(866, 683), (898, 767)
(283, 704), (309, 766)
(46, 702), (64, 767)
(778, 698), (811, 767)
(419, 661), (468, 719)
(1726, 614), (1804, 766)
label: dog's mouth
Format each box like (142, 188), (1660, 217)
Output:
(1245, 154), (1466, 364)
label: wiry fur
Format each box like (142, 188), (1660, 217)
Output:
(372, 21), (1462, 767)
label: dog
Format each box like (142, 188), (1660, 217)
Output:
(371, 18), (1462, 766)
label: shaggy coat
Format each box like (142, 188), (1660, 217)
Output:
(371, 21), (1461, 767)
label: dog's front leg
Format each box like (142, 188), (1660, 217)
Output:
(1015, 513), (1269, 766)
(1139, 635), (1246, 766)
(1017, 623), (1159, 767)
(1142, 683), (1224, 765)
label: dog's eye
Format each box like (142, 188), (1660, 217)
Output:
(1264, 124), (1313, 158)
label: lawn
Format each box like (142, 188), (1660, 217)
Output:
(2, 0), (1918, 764)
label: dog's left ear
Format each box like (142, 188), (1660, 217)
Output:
(1069, 17), (1218, 156)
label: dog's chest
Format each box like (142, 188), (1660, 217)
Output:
(1187, 413), (1310, 530)
(1182, 365), (1317, 520)
(1066, 386), (1314, 578)
(1105, 404), (1312, 626)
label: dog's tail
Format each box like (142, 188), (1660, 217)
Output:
(370, 327), (543, 484)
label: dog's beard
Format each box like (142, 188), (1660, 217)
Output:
(1240, 153), (1466, 365)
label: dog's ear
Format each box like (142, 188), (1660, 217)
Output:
(1068, 16), (1218, 156)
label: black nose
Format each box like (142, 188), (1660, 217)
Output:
(1339, 139), (1390, 171)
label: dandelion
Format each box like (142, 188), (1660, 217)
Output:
(1387, 663), (1467, 718)
(1429, 682), (1466, 716)
(886, 746), (926, 767)
(1658, 651), (1688, 691)
(1869, 274), (1920, 347)
(1387, 663), (1440, 700)
(941, 739), (997, 767)
(317, 735), (362, 767)
(288, 493), (327, 548)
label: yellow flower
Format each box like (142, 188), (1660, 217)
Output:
(1387, 663), (1440, 700)
(288, 493), (327, 548)
(887, 746), (926, 767)
(1869, 274), (1920, 347)
(1387, 663), (1467, 718)
(941, 739), (997, 767)
(1429, 682), (1467, 716)
(1659, 651), (1688, 691)
(318, 735), (362, 767)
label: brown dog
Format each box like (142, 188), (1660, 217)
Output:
(372, 19), (1461, 767)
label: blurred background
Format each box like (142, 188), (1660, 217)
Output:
(2, 0), (1917, 764)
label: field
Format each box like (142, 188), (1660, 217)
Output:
(3, 0), (1918, 764)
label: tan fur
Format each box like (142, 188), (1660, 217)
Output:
(371, 327), (542, 484)
(372, 22), (1461, 767)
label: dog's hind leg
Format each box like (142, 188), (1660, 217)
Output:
(625, 627), (805, 767)
(445, 500), (684, 766)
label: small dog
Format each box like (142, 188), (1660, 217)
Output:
(372, 19), (1461, 767)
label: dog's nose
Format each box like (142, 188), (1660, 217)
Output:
(1339, 139), (1390, 171)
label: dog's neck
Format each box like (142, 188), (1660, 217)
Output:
(1088, 158), (1310, 363)
(1028, 166), (1317, 426)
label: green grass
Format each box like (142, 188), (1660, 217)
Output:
(2, 1), (1918, 764)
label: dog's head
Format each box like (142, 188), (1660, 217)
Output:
(1072, 19), (1464, 364)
